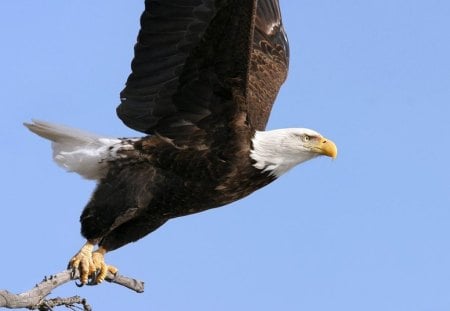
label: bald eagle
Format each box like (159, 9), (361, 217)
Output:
(25, 0), (337, 285)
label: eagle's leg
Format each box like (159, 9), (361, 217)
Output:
(68, 242), (118, 284)
(91, 246), (118, 283)
(68, 241), (95, 284)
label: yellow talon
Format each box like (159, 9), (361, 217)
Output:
(68, 242), (94, 284)
(68, 243), (118, 285)
(92, 247), (118, 283)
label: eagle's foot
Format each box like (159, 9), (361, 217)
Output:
(68, 243), (118, 285)
(91, 248), (118, 283)
(68, 242), (95, 285)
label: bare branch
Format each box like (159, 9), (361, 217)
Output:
(0, 269), (144, 309)
(30, 296), (92, 311)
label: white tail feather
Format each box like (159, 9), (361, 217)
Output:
(24, 120), (130, 180)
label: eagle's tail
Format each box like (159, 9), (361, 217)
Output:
(24, 120), (129, 180)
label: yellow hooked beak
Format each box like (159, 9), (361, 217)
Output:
(313, 137), (337, 159)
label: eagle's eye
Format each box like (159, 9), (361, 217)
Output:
(302, 134), (310, 142)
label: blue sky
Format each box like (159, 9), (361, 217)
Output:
(1, 1), (450, 310)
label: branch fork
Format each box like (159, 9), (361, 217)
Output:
(0, 269), (144, 310)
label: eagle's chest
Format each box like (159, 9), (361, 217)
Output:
(142, 137), (275, 218)
(213, 162), (276, 206)
(158, 160), (275, 219)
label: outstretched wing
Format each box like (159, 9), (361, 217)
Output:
(117, 0), (289, 139)
(248, 0), (289, 130)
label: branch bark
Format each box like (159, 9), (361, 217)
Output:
(0, 269), (144, 309)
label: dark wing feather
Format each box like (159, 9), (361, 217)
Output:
(117, 0), (288, 138)
(247, 0), (289, 130)
(117, 0), (216, 134)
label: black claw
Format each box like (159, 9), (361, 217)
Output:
(87, 270), (99, 286)
(75, 281), (84, 287)
(69, 268), (77, 279)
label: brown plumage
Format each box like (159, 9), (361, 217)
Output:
(97, 0), (289, 250)
(25, 0), (337, 285)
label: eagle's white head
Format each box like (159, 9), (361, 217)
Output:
(250, 128), (337, 177)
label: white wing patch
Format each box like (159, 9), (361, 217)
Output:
(24, 120), (137, 180)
